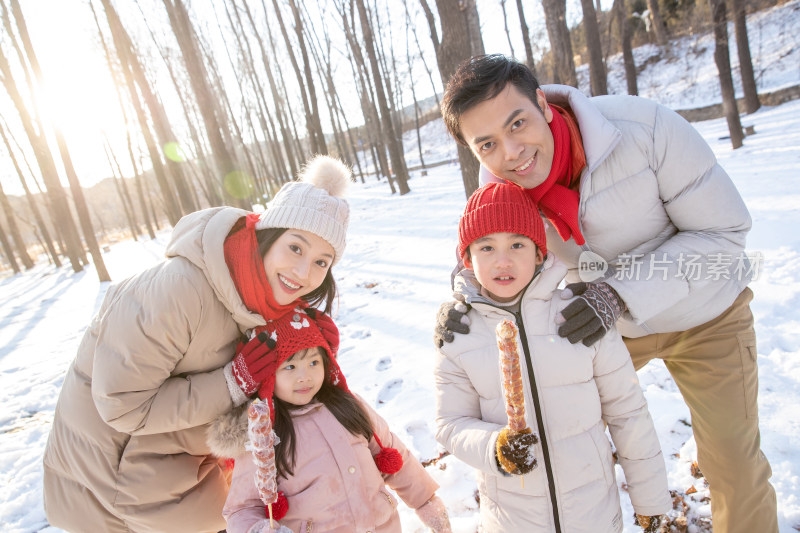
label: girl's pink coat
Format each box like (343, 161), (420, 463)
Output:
(223, 397), (439, 533)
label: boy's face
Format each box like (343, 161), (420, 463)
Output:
(274, 347), (326, 406)
(459, 84), (554, 190)
(466, 232), (544, 303)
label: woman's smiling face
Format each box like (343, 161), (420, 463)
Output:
(262, 229), (334, 305)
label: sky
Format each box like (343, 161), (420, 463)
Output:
(1, 1), (800, 531)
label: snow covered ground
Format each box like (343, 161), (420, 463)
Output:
(1, 1), (799, 531)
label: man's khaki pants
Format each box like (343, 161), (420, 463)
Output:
(624, 288), (778, 533)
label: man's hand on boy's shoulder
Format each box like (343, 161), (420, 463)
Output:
(433, 295), (471, 348)
(556, 282), (626, 347)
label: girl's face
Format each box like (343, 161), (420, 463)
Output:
(274, 347), (326, 406)
(262, 229), (334, 305)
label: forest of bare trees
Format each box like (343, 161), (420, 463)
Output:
(0, 0), (778, 279)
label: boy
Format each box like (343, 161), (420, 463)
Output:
(434, 182), (670, 532)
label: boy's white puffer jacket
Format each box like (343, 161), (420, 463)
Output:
(434, 255), (671, 532)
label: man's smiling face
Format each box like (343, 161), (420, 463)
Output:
(460, 84), (555, 190)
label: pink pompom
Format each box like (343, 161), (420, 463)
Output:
(374, 447), (403, 474)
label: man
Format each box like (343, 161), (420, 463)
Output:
(434, 54), (777, 533)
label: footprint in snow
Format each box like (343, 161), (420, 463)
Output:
(350, 329), (371, 339)
(375, 357), (392, 371)
(376, 379), (402, 404)
(405, 420), (439, 460)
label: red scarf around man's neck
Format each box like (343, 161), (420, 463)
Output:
(523, 104), (586, 245)
(224, 214), (298, 331)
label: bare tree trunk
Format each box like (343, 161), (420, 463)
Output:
(580, 0), (608, 95)
(405, 8), (426, 170)
(90, 5), (155, 238)
(104, 140), (140, 240)
(97, 0), (183, 224)
(287, 0), (328, 155)
(0, 216), (21, 273)
(338, 1), (392, 185)
(245, 0), (299, 179)
(271, 0), (324, 156)
(515, 0), (538, 76)
(414, 0), (442, 107)
(298, 2), (348, 161)
(355, 0), (411, 195)
(464, 0), (485, 56)
(728, 0), (760, 113)
(261, 9), (307, 167)
(163, 0), (246, 207)
(542, 0), (578, 86)
(199, 8), (265, 198)
(124, 137), (157, 239)
(133, 1), (220, 209)
(500, 0), (517, 58)
(645, 0), (668, 45)
(431, 0), (485, 196)
(0, 180), (33, 269)
(325, 51), (365, 179)
(113, 9), (198, 217)
(52, 128), (112, 281)
(614, 0), (638, 95)
(0, 9), (84, 271)
(375, 0), (404, 144)
(0, 118), (59, 265)
(709, 0), (743, 149)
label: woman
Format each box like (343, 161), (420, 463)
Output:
(42, 155), (352, 533)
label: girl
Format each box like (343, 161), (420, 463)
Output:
(212, 310), (452, 533)
(42, 156), (352, 533)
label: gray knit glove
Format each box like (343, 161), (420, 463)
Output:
(557, 282), (626, 347)
(433, 295), (471, 348)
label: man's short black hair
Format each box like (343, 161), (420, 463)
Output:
(441, 54), (541, 146)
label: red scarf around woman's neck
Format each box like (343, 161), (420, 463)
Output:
(224, 214), (298, 331)
(524, 104), (586, 245)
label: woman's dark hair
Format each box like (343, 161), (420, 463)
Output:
(441, 54), (541, 146)
(256, 227), (338, 314)
(272, 348), (373, 478)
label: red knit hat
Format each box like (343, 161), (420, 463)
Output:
(256, 308), (345, 422)
(255, 309), (403, 476)
(458, 182), (547, 260)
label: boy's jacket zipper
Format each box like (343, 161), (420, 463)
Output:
(514, 310), (562, 533)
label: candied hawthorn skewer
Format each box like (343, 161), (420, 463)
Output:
(495, 321), (538, 482)
(248, 399), (278, 527)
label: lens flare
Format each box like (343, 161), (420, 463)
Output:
(163, 142), (186, 162)
(224, 171), (255, 199)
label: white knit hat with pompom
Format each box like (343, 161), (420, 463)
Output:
(255, 155), (353, 265)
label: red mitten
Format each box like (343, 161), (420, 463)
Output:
(306, 308), (340, 357)
(231, 332), (278, 396)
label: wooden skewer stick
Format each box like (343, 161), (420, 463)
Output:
(268, 503), (274, 528)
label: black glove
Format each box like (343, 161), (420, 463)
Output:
(496, 427), (538, 475)
(635, 514), (664, 533)
(433, 296), (471, 348)
(557, 282), (626, 347)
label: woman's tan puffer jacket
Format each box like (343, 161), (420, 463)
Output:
(43, 207), (265, 533)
